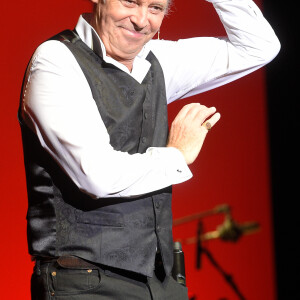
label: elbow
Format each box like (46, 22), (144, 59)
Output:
(81, 180), (120, 199)
(76, 156), (122, 199)
(266, 36), (281, 63)
(75, 172), (120, 199)
(259, 35), (281, 65)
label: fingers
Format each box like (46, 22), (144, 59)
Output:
(182, 103), (220, 131)
(202, 112), (221, 131)
(167, 103), (221, 165)
(171, 103), (221, 136)
(174, 103), (217, 125)
(193, 105), (217, 128)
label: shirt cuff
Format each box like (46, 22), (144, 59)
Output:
(146, 146), (193, 185)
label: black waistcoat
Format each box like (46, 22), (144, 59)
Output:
(19, 30), (173, 277)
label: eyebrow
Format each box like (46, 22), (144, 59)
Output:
(139, 0), (168, 8)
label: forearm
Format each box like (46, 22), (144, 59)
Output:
(209, 0), (280, 64)
(152, 0), (280, 103)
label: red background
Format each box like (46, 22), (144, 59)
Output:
(0, 0), (276, 299)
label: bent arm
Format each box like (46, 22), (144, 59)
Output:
(21, 41), (192, 199)
(149, 0), (280, 103)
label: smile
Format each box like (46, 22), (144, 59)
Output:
(120, 27), (146, 39)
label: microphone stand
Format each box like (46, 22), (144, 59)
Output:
(200, 246), (246, 300)
(195, 221), (246, 300)
(174, 204), (259, 300)
(196, 221), (203, 269)
(173, 204), (231, 226)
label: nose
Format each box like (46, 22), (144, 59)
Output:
(130, 7), (149, 30)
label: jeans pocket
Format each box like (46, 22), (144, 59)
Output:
(49, 264), (102, 296)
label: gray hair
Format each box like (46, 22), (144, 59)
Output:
(166, 0), (173, 14)
(100, 0), (173, 13)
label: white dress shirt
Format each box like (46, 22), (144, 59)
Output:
(21, 0), (280, 199)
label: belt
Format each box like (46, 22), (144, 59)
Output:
(35, 255), (106, 269)
(57, 256), (96, 269)
(34, 255), (149, 283)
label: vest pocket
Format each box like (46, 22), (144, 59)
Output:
(75, 210), (124, 227)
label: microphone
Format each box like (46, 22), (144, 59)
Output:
(202, 216), (260, 242)
(213, 204), (231, 214)
(172, 241), (186, 286)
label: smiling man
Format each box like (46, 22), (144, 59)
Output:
(19, 0), (279, 299)
(90, 0), (167, 69)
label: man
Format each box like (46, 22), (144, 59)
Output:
(19, 0), (280, 299)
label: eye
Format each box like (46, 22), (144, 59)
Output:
(121, 0), (137, 8)
(149, 4), (165, 14)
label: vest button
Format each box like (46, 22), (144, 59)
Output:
(155, 201), (160, 209)
(156, 225), (161, 232)
(144, 112), (148, 119)
(142, 137), (147, 144)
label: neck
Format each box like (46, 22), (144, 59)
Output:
(90, 17), (134, 72)
(107, 53), (134, 72)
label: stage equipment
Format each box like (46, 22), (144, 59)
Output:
(173, 204), (260, 300)
(172, 241), (186, 286)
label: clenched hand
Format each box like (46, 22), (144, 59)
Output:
(167, 103), (221, 165)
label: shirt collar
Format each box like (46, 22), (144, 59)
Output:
(75, 13), (151, 83)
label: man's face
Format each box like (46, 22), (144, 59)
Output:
(91, 0), (168, 63)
